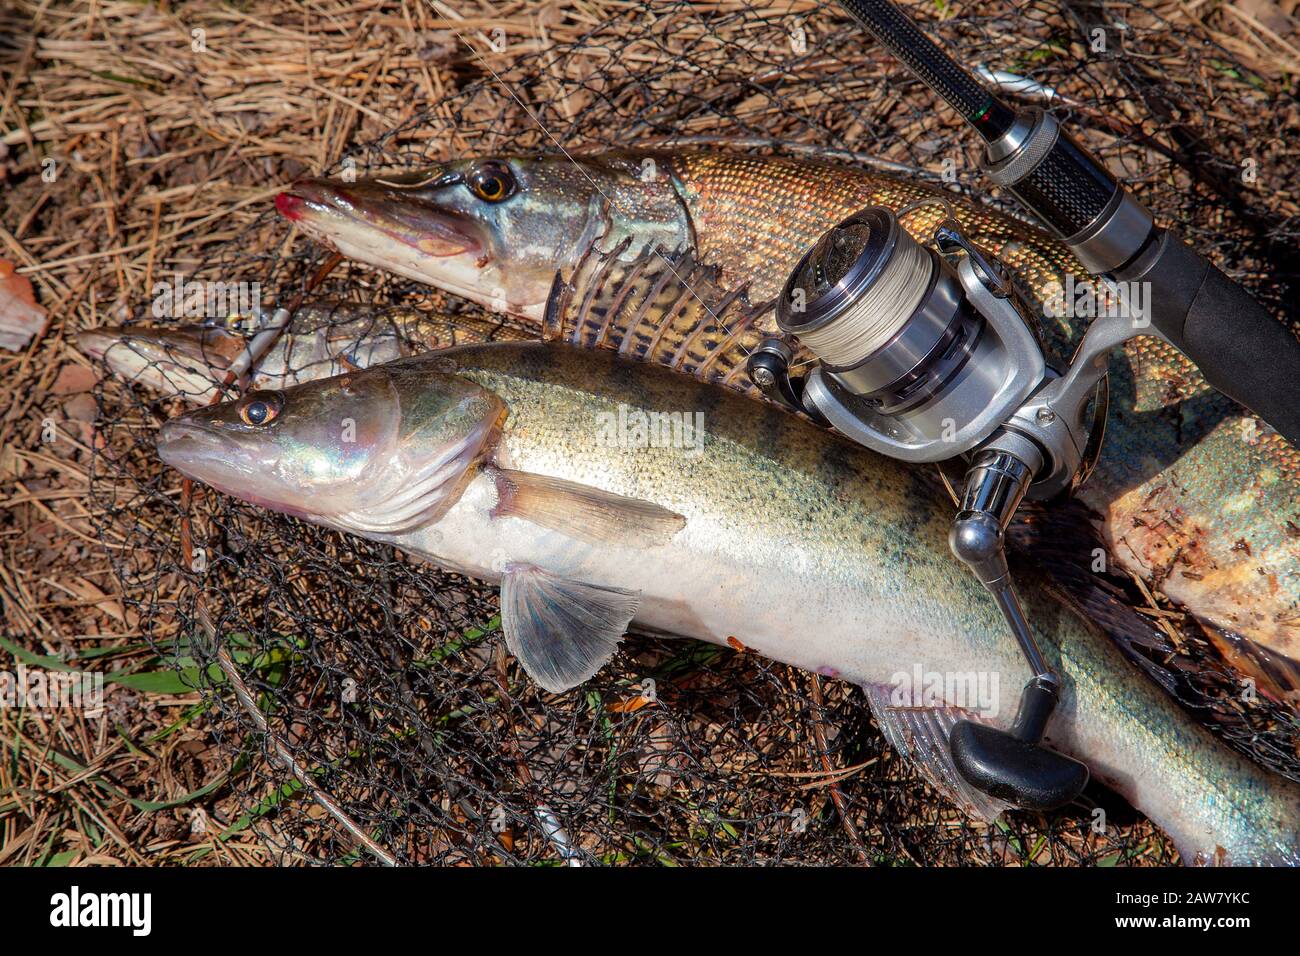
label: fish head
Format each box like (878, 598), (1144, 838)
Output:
(156, 358), (505, 533)
(276, 152), (690, 319)
(78, 324), (247, 400)
(79, 307), (422, 400)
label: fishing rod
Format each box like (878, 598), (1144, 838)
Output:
(747, 0), (1300, 812)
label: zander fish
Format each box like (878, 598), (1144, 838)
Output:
(275, 150), (1300, 695)
(155, 340), (1300, 865)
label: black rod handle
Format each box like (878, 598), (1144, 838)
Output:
(1120, 230), (1300, 445)
(1181, 269), (1300, 445)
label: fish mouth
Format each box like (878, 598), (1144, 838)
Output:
(78, 325), (246, 399)
(77, 329), (124, 363)
(156, 419), (235, 470)
(157, 418), (258, 481)
(277, 177), (483, 261)
(156, 418), (305, 517)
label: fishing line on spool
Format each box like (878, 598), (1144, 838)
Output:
(794, 226), (934, 367)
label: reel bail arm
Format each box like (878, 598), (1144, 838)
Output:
(746, 339), (830, 426)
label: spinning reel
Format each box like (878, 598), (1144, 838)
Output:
(744, 0), (1300, 813)
(748, 203), (1109, 810)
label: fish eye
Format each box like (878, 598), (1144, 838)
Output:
(466, 161), (515, 203)
(239, 392), (283, 427)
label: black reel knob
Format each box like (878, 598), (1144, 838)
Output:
(746, 339), (829, 426)
(949, 677), (1089, 811)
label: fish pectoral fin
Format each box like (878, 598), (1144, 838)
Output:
(862, 683), (1010, 823)
(490, 467), (685, 548)
(501, 563), (640, 694)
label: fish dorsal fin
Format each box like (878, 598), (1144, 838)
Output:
(501, 563), (640, 693)
(543, 243), (817, 405)
(489, 467), (685, 548)
(862, 683), (1010, 823)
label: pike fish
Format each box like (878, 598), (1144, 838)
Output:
(78, 301), (530, 402)
(155, 339), (1300, 865)
(275, 150), (1300, 696)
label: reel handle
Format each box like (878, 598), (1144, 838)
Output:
(950, 679), (1089, 811)
(746, 340), (830, 427)
(947, 443), (1089, 811)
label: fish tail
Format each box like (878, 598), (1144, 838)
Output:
(1013, 497), (1300, 786)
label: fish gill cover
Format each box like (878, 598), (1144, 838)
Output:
(33, 0), (1300, 864)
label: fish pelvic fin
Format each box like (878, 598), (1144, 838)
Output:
(862, 682), (1011, 823)
(489, 466), (685, 548)
(501, 563), (640, 694)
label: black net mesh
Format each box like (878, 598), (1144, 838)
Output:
(84, 0), (1300, 865)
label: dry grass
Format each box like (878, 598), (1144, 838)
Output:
(0, 0), (561, 868)
(2, 0), (1298, 866)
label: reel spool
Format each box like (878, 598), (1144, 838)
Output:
(749, 203), (1117, 810)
